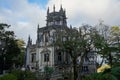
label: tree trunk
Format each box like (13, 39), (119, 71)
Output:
(99, 56), (105, 67)
(73, 59), (77, 80)
(78, 50), (89, 80)
(109, 53), (112, 66)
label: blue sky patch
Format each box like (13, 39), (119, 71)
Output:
(28, 0), (48, 7)
(0, 0), (11, 9)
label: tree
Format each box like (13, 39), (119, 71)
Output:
(93, 22), (119, 67)
(15, 39), (25, 66)
(0, 23), (21, 73)
(55, 24), (95, 80)
(83, 66), (120, 80)
(93, 21), (111, 67)
(109, 26), (120, 66)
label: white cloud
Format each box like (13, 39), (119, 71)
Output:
(0, 0), (46, 44)
(0, 0), (120, 44)
(47, 0), (120, 26)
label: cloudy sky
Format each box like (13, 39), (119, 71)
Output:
(0, 0), (120, 44)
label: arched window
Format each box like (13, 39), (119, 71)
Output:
(44, 53), (49, 62)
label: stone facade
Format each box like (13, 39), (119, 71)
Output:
(25, 6), (70, 71)
(25, 5), (96, 73)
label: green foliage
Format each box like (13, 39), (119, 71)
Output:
(55, 25), (96, 80)
(44, 66), (54, 75)
(16, 39), (25, 66)
(0, 74), (17, 80)
(111, 67), (120, 79)
(0, 23), (13, 40)
(83, 67), (120, 80)
(0, 69), (36, 80)
(57, 78), (64, 80)
(11, 69), (36, 80)
(0, 23), (21, 70)
(5, 38), (20, 60)
(24, 70), (36, 80)
(83, 72), (118, 80)
(11, 69), (23, 80)
(91, 24), (120, 67)
(0, 23), (26, 69)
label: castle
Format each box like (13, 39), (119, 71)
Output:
(25, 5), (96, 73)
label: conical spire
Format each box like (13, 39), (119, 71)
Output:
(64, 9), (66, 15)
(37, 24), (39, 37)
(53, 5), (55, 12)
(27, 35), (31, 47)
(37, 24), (40, 45)
(30, 38), (32, 44)
(37, 24), (39, 29)
(70, 25), (72, 29)
(47, 7), (49, 14)
(37, 24), (39, 31)
(28, 35), (31, 42)
(60, 5), (63, 12)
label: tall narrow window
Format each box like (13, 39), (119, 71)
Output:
(82, 66), (89, 72)
(31, 53), (36, 62)
(44, 53), (49, 62)
(58, 52), (62, 62)
(45, 34), (48, 42)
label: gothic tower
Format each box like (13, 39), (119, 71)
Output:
(26, 5), (69, 71)
(46, 5), (67, 26)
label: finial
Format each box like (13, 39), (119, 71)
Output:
(99, 19), (104, 25)
(27, 35), (32, 46)
(64, 9), (66, 13)
(28, 35), (31, 44)
(37, 24), (39, 32)
(28, 35), (30, 40)
(38, 24), (39, 28)
(70, 25), (72, 29)
(53, 5), (55, 12)
(47, 7), (49, 14)
(60, 5), (63, 10)
(60, 4), (63, 12)
(30, 39), (32, 44)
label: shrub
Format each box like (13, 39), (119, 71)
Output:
(57, 78), (64, 80)
(0, 74), (17, 80)
(11, 69), (23, 80)
(111, 67), (120, 79)
(44, 66), (54, 75)
(11, 69), (36, 80)
(83, 67), (120, 80)
(24, 70), (36, 80)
